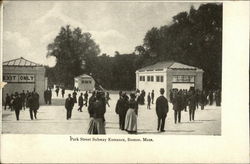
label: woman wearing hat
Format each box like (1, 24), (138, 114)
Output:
(124, 93), (138, 134)
(87, 91), (106, 134)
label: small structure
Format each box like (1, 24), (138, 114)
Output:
(74, 74), (95, 91)
(2, 57), (47, 103)
(135, 61), (204, 99)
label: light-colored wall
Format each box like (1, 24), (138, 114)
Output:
(74, 77), (95, 91)
(3, 66), (46, 104)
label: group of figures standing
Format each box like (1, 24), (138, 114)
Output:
(4, 90), (40, 120)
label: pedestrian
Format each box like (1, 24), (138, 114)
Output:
(199, 91), (206, 110)
(172, 91), (183, 124)
(124, 93), (138, 134)
(84, 91), (88, 106)
(87, 91), (106, 134)
(183, 91), (188, 112)
(169, 89), (173, 103)
(115, 92), (129, 130)
(25, 91), (30, 108)
(78, 93), (84, 112)
(155, 88), (169, 132)
(20, 90), (26, 110)
(188, 91), (196, 121)
(48, 88), (52, 105)
(65, 94), (74, 120)
(88, 91), (96, 118)
(209, 91), (214, 105)
(151, 90), (154, 104)
(33, 91), (40, 119)
(105, 92), (110, 107)
(141, 90), (145, 105)
(27, 92), (36, 120)
(4, 93), (11, 110)
(73, 90), (77, 104)
(44, 89), (48, 104)
(215, 89), (221, 106)
(13, 92), (22, 120)
(55, 86), (59, 97)
(10, 94), (14, 111)
(147, 92), (151, 109)
(61, 88), (65, 98)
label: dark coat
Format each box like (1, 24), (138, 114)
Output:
(65, 97), (74, 110)
(13, 96), (22, 110)
(115, 98), (129, 116)
(188, 95), (196, 110)
(92, 100), (106, 119)
(78, 95), (84, 106)
(156, 96), (169, 118)
(33, 93), (40, 110)
(172, 95), (183, 111)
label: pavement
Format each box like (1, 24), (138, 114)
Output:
(2, 90), (221, 135)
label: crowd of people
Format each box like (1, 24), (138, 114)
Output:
(4, 90), (40, 120)
(3, 86), (221, 135)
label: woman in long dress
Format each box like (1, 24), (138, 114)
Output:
(87, 91), (106, 134)
(124, 93), (138, 134)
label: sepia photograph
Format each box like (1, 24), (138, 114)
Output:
(1, 1), (222, 135)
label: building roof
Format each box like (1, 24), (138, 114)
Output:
(137, 61), (201, 72)
(3, 57), (43, 67)
(75, 74), (93, 79)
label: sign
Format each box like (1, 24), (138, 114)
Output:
(3, 74), (35, 83)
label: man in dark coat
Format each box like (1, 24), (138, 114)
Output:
(215, 89), (221, 106)
(20, 90), (26, 110)
(156, 88), (169, 132)
(88, 91), (96, 118)
(172, 91), (183, 124)
(65, 94), (74, 120)
(29, 91), (40, 120)
(151, 90), (154, 104)
(188, 91), (197, 121)
(78, 93), (84, 112)
(44, 89), (48, 104)
(13, 92), (22, 120)
(147, 92), (151, 109)
(61, 88), (65, 98)
(115, 93), (129, 130)
(84, 91), (89, 106)
(73, 91), (77, 104)
(48, 88), (52, 105)
(209, 91), (214, 105)
(4, 93), (11, 110)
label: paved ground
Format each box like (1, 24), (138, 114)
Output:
(2, 90), (221, 135)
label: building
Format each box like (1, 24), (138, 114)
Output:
(2, 57), (47, 104)
(74, 74), (95, 91)
(135, 61), (204, 99)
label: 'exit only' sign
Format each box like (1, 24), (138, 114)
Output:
(3, 74), (35, 83)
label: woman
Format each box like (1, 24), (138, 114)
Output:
(87, 91), (106, 134)
(124, 93), (138, 134)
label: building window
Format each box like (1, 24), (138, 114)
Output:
(151, 76), (154, 82)
(139, 76), (145, 81)
(160, 76), (163, 82)
(147, 76), (151, 82)
(156, 76), (163, 82)
(172, 75), (195, 83)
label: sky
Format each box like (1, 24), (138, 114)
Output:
(3, 1), (203, 67)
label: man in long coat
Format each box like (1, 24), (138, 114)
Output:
(13, 92), (22, 120)
(156, 88), (169, 132)
(172, 91), (183, 124)
(65, 94), (74, 120)
(78, 93), (84, 112)
(115, 93), (129, 130)
(188, 91), (197, 121)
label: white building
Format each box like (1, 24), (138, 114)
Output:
(74, 74), (95, 91)
(136, 61), (204, 99)
(2, 57), (47, 104)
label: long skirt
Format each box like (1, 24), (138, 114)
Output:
(87, 118), (106, 134)
(124, 108), (137, 132)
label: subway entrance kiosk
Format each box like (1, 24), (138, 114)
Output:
(2, 57), (47, 104)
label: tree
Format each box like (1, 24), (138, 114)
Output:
(46, 25), (100, 88)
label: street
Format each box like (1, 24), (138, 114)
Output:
(2, 90), (221, 135)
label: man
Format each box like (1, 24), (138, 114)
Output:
(55, 86), (59, 97)
(73, 90), (77, 104)
(44, 89), (48, 104)
(156, 88), (169, 132)
(30, 91), (40, 120)
(215, 89), (221, 106)
(209, 91), (214, 105)
(13, 92), (22, 120)
(4, 94), (11, 110)
(172, 91), (183, 124)
(20, 90), (26, 110)
(151, 90), (154, 104)
(48, 88), (52, 105)
(115, 92), (129, 130)
(88, 91), (96, 118)
(61, 88), (65, 98)
(188, 91), (196, 121)
(84, 91), (89, 106)
(65, 94), (74, 120)
(147, 92), (151, 109)
(78, 93), (84, 112)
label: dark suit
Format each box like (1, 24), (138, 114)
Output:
(188, 95), (196, 121)
(65, 97), (74, 119)
(173, 94), (183, 123)
(156, 96), (169, 131)
(78, 95), (84, 112)
(115, 98), (129, 130)
(13, 96), (22, 120)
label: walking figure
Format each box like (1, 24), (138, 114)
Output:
(156, 88), (169, 132)
(65, 94), (74, 120)
(147, 92), (151, 109)
(78, 93), (84, 112)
